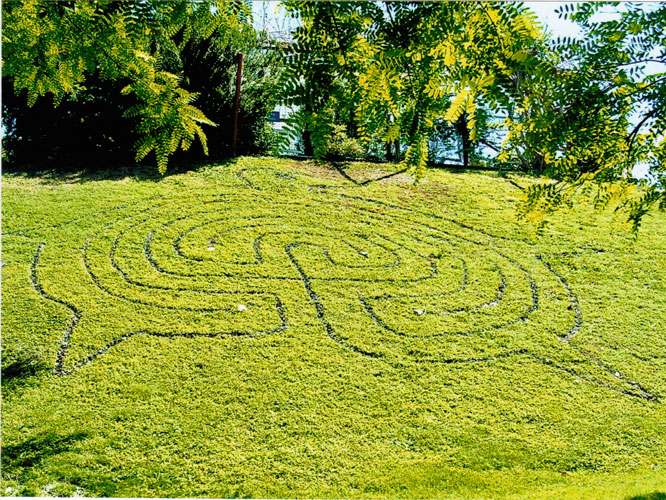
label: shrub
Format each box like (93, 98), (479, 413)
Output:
(324, 124), (364, 161)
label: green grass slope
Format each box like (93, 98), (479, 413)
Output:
(2, 157), (665, 499)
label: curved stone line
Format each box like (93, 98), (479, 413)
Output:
(85, 236), (236, 314)
(138, 203), (371, 277)
(144, 196), (442, 278)
(106, 202), (471, 362)
(86, 206), (295, 317)
(395, 255), (656, 401)
(348, 208), (656, 400)
(535, 255), (658, 401)
(364, 261), (504, 314)
(171, 203), (410, 269)
(285, 242), (381, 359)
(332, 192), (527, 244)
(31, 243), (81, 375)
(432, 263), (505, 314)
(22, 177), (659, 402)
(31, 242), (288, 375)
(147, 222), (425, 283)
(260, 231), (402, 270)
(527, 352), (658, 401)
(359, 257), (536, 340)
(178, 216), (286, 262)
(176, 217), (400, 270)
(355, 219), (537, 341)
(81, 201), (280, 311)
(55, 296), (288, 377)
(330, 162), (409, 186)
(279, 189), (656, 401)
(108, 219), (286, 312)
(235, 167), (308, 190)
(45, 191), (523, 363)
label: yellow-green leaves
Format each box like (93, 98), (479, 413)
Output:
(444, 89), (471, 124)
(124, 71), (216, 174)
(282, 2), (543, 174)
(2, 0), (242, 173)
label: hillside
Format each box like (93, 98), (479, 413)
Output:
(2, 157), (665, 499)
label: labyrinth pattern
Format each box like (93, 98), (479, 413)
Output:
(9, 166), (657, 401)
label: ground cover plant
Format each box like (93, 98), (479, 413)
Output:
(2, 157), (666, 499)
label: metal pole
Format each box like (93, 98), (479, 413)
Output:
(232, 53), (244, 157)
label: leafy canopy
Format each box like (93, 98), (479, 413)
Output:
(279, 2), (543, 178)
(505, 2), (666, 232)
(2, 0), (252, 173)
(279, 1), (665, 231)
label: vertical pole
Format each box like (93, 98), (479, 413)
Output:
(232, 53), (244, 157)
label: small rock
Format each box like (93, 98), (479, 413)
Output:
(615, 371), (621, 378)
(360, 251), (368, 257)
(237, 304), (247, 311)
(414, 309), (424, 316)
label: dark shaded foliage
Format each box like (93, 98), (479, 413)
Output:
(626, 493), (666, 500)
(2, 1), (281, 173)
(2, 74), (137, 170)
(1, 343), (48, 381)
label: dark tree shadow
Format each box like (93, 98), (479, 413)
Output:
(2, 352), (47, 381)
(1, 432), (88, 472)
(1, 344), (49, 393)
(626, 493), (666, 500)
(2, 157), (239, 184)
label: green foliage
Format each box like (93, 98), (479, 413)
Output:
(499, 3), (666, 232)
(175, 27), (283, 159)
(280, 2), (543, 178)
(1, 0), (254, 172)
(1, 72), (137, 168)
(2, 157), (666, 498)
(278, 2), (663, 230)
(123, 69), (215, 174)
(324, 124), (364, 160)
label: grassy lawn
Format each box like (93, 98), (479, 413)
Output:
(2, 157), (665, 499)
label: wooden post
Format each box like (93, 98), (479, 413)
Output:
(232, 53), (244, 157)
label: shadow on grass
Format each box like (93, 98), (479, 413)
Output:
(2, 350), (48, 380)
(2, 157), (239, 184)
(1, 432), (88, 472)
(1, 343), (49, 393)
(626, 493), (666, 500)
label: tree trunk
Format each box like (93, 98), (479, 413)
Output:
(457, 114), (472, 168)
(347, 109), (357, 138)
(303, 101), (314, 156)
(303, 131), (314, 157)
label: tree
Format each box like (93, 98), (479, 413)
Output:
(2, 0), (253, 173)
(278, 1), (375, 157)
(279, 2), (543, 177)
(501, 3), (666, 231)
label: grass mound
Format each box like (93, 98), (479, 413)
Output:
(2, 157), (665, 498)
